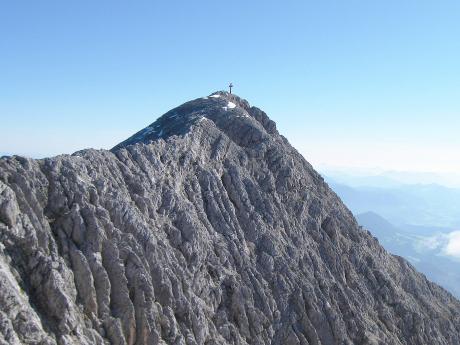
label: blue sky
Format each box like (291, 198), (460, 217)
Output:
(1, 1), (459, 175)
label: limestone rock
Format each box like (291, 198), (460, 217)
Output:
(0, 91), (459, 344)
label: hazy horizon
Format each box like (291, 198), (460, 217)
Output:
(2, 1), (459, 177)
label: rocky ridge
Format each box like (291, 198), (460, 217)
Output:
(0, 91), (459, 344)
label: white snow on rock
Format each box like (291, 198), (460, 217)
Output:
(210, 94), (220, 98)
(223, 102), (237, 111)
(135, 126), (155, 140)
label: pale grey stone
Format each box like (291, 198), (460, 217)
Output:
(0, 91), (459, 344)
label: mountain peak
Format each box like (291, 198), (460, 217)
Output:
(2, 92), (460, 344)
(112, 91), (277, 151)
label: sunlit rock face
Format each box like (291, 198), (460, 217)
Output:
(0, 91), (459, 344)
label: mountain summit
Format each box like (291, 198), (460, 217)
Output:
(0, 93), (459, 344)
(112, 91), (278, 151)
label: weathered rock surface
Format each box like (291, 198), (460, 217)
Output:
(0, 91), (459, 344)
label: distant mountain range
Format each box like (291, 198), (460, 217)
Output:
(323, 171), (460, 298)
(326, 178), (460, 228)
(356, 211), (460, 298)
(322, 169), (460, 189)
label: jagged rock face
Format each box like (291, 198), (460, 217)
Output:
(0, 91), (459, 345)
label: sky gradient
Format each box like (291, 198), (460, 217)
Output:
(1, 1), (459, 176)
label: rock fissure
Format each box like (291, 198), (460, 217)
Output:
(0, 92), (459, 344)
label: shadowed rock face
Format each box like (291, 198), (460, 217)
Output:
(0, 91), (459, 345)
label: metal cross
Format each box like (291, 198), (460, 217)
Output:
(228, 83), (233, 94)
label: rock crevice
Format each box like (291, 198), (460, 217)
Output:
(0, 92), (459, 344)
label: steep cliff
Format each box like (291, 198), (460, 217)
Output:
(0, 92), (459, 344)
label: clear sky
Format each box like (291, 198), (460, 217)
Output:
(1, 1), (459, 176)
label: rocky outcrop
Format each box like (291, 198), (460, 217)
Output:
(0, 91), (459, 344)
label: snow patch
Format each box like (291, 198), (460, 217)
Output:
(222, 102), (237, 111)
(210, 94), (220, 98)
(135, 126), (155, 140)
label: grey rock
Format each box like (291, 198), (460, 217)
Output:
(0, 91), (459, 344)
